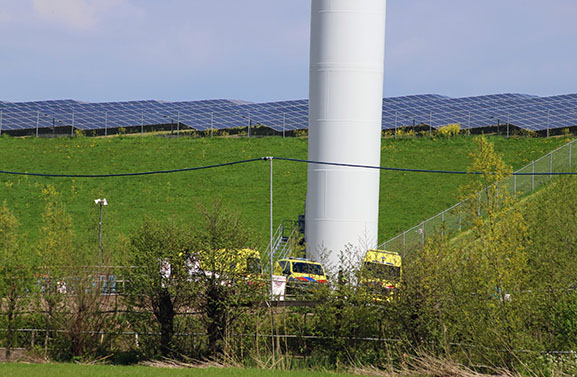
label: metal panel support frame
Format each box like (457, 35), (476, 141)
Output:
(210, 112), (214, 137)
(247, 112), (251, 137)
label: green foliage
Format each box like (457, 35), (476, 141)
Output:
(0, 203), (35, 360)
(190, 201), (264, 356)
(124, 217), (193, 357)
(124, 202), (262, 358)
(396, 137), (537, 369)
(37, 185), (75, 268)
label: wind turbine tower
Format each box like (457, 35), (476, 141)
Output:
(306, 0), (386, 270)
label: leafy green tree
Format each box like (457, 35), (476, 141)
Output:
(449, 137), (530, 365)
(0, 202), (34, 360)
(36, 185), (75, 356)
(190, 200), (260, 357)
(400, 137), (532, 368)
(125, 217), (194, 357)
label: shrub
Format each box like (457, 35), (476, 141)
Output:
(436, 123), (461, 137)
(294, 129), (308, 138)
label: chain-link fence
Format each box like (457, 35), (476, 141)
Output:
(380, 138), (577, 256)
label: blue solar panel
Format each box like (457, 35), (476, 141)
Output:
(1, 94), (577, 133)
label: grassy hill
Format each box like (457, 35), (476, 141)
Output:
(0, 134), (568, 260)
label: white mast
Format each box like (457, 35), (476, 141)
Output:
(306, 0), (386, 271)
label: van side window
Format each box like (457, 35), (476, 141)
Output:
(283, 262), (291, 275)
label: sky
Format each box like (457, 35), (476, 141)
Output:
(0, 0), (576, 103)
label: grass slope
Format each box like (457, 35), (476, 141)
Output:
(0, 134), (568, 260)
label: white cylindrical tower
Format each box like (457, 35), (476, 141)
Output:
(306, 0), (386, 271)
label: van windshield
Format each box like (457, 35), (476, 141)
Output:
(292, 262), (324, 276)
(362, 262), (400, 283)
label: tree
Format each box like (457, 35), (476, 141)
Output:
(125, 218), (194, 357)
(401, 137), (532, 367)
(190, 200), (258, 357)
(449, 137), (530, 365)
(0, 202), (34, 360)
(36, 185), (75, 357)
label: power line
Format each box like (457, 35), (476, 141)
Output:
(274, 157), (576, 176)
(0, 158), (265, 178)
(0, 156), (575, 178)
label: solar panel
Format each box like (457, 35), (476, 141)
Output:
(1, 94), (577, 133)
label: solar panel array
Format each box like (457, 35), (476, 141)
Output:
(1, 93), (576, 133)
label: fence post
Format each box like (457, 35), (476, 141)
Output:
(421, 222), (425, 244)
(531, 161), (535, 191)
(550, 153), (553, 179)
(477, 195), (481, 216)
(36, 111), (40, 137)
(105, 111), (108, 137)
(141, 112), (144, 134)
(429, 112), (432, 136)
(71, 111), (75, 137)
(282, 112), (286, 139)
(176, 111), (181, 137)
(402, 231), (406, 247)
(458, 211), (462, 231)
(570, 142), (572, 169)
(441, 211), (445, 236)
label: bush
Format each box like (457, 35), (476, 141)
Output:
(435, 123), (461, 137)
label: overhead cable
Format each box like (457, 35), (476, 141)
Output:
(0, 156), (575, 178)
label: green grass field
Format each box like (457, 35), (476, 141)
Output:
(0, 134), (568, 261)
(0, 363), (358, 377)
